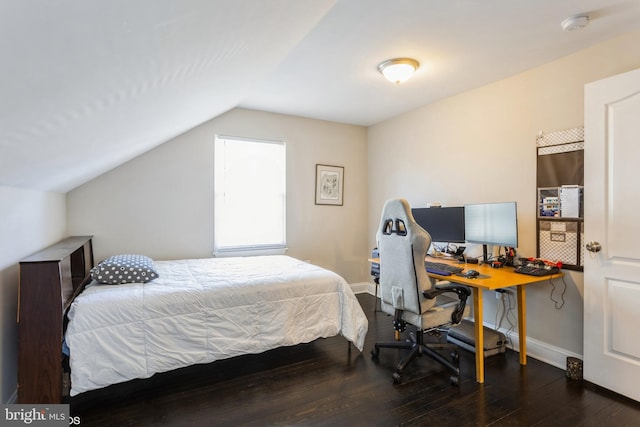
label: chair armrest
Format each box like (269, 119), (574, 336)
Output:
(423, 284), (471, 324)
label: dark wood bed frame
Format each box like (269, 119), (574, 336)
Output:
(17, 236), (94, 404)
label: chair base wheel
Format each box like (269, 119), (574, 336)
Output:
(392, 372), (402, 384)
(371, 347), (379, 360)
(373, 329), (462, 387)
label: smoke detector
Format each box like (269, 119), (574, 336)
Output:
(561, 14), (590, 32)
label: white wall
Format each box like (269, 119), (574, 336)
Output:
(0, 186), (66, 403)
(368, 29), (640, 362)
(67, 108), (370, 284)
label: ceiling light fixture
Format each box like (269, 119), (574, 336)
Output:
(561, 14), (590, 32)
(377, 58), (419, 84)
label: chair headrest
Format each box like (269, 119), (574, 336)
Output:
(377, 198), (431, 247)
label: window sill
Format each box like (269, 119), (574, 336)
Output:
(213, 247), (288, 257)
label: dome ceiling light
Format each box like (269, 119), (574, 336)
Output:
(377, 58), (420, 84)
(561, 14), (590, 32)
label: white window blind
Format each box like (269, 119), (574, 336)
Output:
(214, 135), (286, 255)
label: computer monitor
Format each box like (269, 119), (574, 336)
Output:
(411, 207), (466, 243)
(464, 202), (518, 262)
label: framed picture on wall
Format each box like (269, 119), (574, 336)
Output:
(315, 164), (344, 206)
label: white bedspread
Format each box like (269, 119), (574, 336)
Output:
(65, 255), (368, 396)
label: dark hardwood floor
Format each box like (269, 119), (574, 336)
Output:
(70, 293), (640, 426)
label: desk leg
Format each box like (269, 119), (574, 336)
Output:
(473, 288), (484, 383)
(517, 285), (527, 365)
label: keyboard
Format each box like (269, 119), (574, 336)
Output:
(426, 268), (451, 276)
(514, 265), (560, 276)
(425, 261), (464, 276)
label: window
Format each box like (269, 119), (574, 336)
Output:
(214, 135), (286, 255)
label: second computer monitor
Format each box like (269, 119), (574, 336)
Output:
(464, 202), (518, 261)
(411, 206), (466, 243)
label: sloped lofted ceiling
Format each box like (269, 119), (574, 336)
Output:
(2, 0), (640, 193)
(0, 0), (337, 192)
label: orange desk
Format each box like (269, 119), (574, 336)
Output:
(369, 257), (563, 383)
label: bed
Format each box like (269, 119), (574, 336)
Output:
(64, 255), (368, 396)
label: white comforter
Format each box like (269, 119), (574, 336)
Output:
(65, 255), (368, 396)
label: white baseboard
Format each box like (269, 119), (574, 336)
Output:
(356, 287), (583, 371)
(475, 320), (582, 370)
(500, 328), (583, 370)
(349, 282), (374, 295)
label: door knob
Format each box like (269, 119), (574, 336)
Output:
(586, 241), (602, 253)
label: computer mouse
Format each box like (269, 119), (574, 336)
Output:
(465, 269), (480, 278)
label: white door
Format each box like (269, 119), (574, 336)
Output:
(584, 67), (640, 402)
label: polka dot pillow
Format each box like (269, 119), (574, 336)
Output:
(91, 254), (159, 285)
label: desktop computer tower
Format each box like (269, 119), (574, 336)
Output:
(447, 320), (506, 357)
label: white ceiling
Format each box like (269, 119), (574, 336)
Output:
(2, 0), (640, 193)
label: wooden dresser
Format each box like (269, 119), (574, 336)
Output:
(17, 236), (93, 404)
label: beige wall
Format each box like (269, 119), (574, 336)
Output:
(0, 186), (66, 403)
(65, 29), (640, 371)
(368, 29), (640, 359)
(67, 108), (370, 284)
